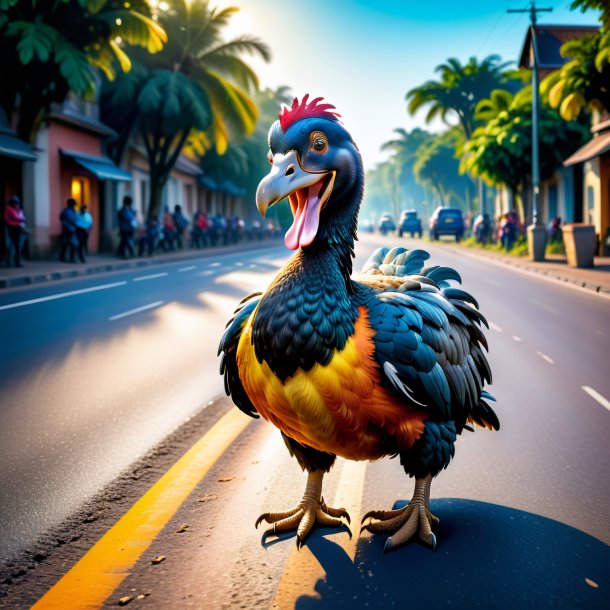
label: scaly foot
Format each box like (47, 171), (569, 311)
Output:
(256, 471), (350, 547)
(361, 475), (438, 552)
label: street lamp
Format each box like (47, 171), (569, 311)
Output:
(508, 2), (552, 261)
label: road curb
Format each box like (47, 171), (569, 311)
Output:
(0, 239), (283, 289)
(443, 244), (610, 297)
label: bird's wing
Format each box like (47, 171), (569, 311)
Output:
(354, 246), (497, 431)
(218, 292), (262, 419)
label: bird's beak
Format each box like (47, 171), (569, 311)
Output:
(255, 150), (335, 250)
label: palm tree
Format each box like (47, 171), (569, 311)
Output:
(102, 0), (271, 218)
(380, 128), (433, 217)
(406, 55), (518, 139)
(0, 0), (167, 142)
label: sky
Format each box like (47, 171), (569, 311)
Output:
(216, 0), (601, 170)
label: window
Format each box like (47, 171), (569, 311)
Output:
(71, 176), (90, 208)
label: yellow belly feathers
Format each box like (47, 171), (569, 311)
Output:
(236, 306), (427, 460)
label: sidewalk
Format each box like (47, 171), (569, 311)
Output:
(0, 238), (282, 289)
(444, 241), (610, 296)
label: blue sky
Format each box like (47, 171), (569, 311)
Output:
(218, 0), (601, 168)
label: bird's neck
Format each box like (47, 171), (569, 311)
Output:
(253, 242), (357, 380)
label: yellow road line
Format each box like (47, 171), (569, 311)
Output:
(273, 459), (367, 608)
(33, 409), (252, 610)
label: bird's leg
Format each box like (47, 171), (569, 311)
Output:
(256, 469), (350, 547)
(361, 474), (438, 552)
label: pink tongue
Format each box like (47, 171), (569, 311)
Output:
(284, 182), (324, 250)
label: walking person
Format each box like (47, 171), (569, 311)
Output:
(76, 203), (93, 263)
(3, 195), (28, 267)
(172, 204), (188, 250)
(60, 198), (79, 263)
(194, 210), (210, 248)
(161, 207), (176, 252)
(117, 196), (136, 259)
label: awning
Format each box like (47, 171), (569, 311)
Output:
(60, 149), (132, 181)
(200, 175), (218, 190)
(0, 126), (36, 161)
(219, 179), (244, 197)
(564, 131), (610, 166)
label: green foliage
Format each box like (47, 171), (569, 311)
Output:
(542, 2), (609, 118)
(406, 55), (524, 139)
(0, 0), (167, 141)
(101, 0), (270, 218)
(542, 32), (610, 119)
(463, 88), (590, 196)
(414, 129), (473, 208)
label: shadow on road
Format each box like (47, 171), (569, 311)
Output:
(294, 498), (609, 609)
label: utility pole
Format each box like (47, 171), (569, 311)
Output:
(508, 1), (552, 261)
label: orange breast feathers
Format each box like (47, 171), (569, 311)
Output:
(236, 306), (428, 460)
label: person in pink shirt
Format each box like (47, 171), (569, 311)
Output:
(3, 195), (27, 267)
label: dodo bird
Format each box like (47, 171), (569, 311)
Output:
(219, 95), (498, 552)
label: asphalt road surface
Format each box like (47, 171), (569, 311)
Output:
(1, 232), (609, 609)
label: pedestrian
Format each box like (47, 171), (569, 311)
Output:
(139, 214), (160, 256)
(161, 207), (176, 252)
(172, 204), (188, 249)
(76, 203), (93, 263)
(3, 195), (28, 267)
(117, 195), (136, 259)
(60, 198), (79, 263)
(548, 216), (562, 243)
(195, 211), (210, 248)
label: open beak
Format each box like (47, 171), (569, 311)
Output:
(256, 150), (335, 250)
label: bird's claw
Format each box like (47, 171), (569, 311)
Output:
(256, 500), (351, 548)
(363, 498), (439, 552)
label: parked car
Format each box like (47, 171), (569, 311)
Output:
(398, 209), (423, 238)
(429, 207), (465, 241)
(378, 213), (396, 235)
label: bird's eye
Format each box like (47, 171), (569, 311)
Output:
(310, 131), (328, 154)
(267, 152), (273, 165)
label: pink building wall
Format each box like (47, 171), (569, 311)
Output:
(47, 122), (102, 253)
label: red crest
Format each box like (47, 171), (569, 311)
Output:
(279, 94), (341, 132)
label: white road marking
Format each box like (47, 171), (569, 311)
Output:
(249, 264), (257, 268)
(235, 262), (243, 267)
(209, 262), (221, 267)
(582, 386), (610, 413)
(200, 270), (215, 276)
(536, 351), (555, 365)
(0, 282), (127, 312)
(489, 321), (503, 333)
(528, 298), (558, 314)
(485, 278), (501, 287)
(512, 335), (523, 342)
(108, 301), (164, 321)
(133, 272), (168, 282)
(178, 266), (196, 272)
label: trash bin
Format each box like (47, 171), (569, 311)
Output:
(562, 223), (596, 268)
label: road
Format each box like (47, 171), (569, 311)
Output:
(1, 232), (609, 608)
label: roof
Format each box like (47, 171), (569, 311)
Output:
(174, 155), (203, 177)
(60, 149), (132, 181)
(518, 24), (599, 70)
(47, 109), (116, 138)
(0, 124), (36, 161)
(564, 132), (610, 166)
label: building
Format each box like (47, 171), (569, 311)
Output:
(508, 24), (598, 228)
(27, 95), (131, 256)
(565, 112), (610, 254)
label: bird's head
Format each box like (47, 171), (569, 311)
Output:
(256, 95), (363, 251)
